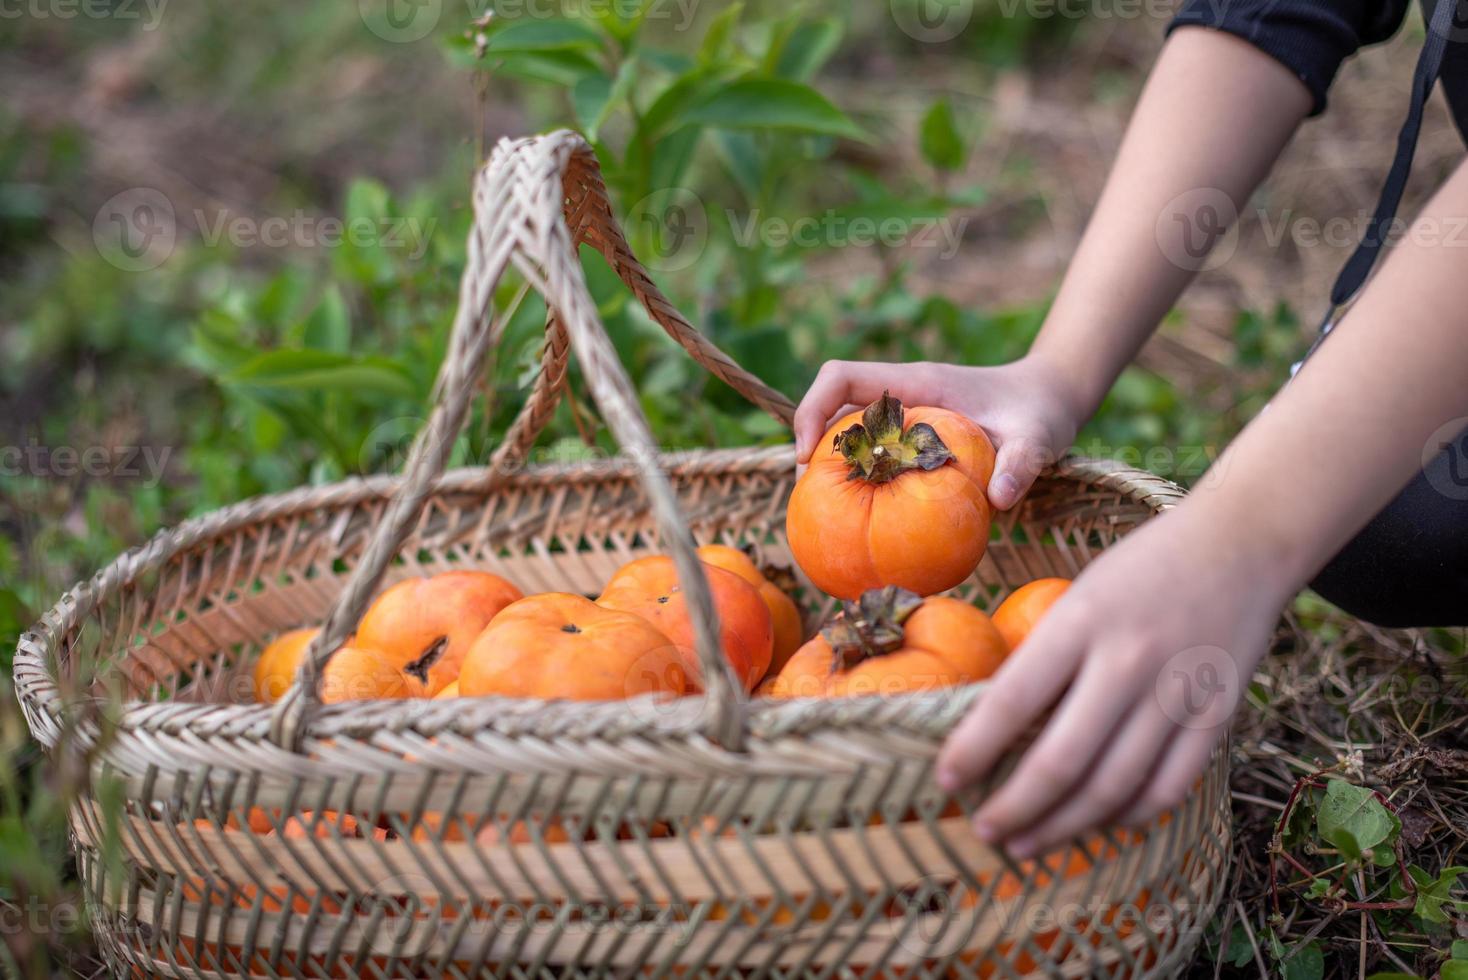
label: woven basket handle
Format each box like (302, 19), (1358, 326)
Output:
(267, 132), (794, 751)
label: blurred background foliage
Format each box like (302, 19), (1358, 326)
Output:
(0, 0), (1276, 651)
(1, 0), (1462, 976)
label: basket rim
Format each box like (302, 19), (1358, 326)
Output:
(12, 451), (1184, 759)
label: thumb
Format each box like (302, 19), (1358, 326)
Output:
(988, 436), (1054, 511)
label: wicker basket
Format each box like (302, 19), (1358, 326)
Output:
(14, 131), (1230, 979)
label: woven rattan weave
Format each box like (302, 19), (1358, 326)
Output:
(14, 131), (1230, 979)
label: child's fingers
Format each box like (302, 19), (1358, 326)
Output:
(793, 362), (898, 461)
(934, 625), (1082, 799)
(1115, 727), (1219, 828)
(969, 649), (1141, 842)
(1000, 705), (1171, 858)
(988, 435), (1055, 511)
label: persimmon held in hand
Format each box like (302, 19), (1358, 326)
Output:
(786, 392), (995, 599)
(991, 577), (1070, 651)
(355, 571), (523, 695)
(768, 586), (1007, 698)
(598, 556), (773, 692)
(696, 544), (804, 676)
(458, 593), (687, 700)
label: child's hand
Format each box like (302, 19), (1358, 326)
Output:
(793, 357), (1082, 510)
(934, 502), (1288, 856)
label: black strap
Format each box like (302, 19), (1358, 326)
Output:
(1323, 0), (1463, 313)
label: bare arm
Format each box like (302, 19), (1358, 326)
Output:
(1187, 159), (1468, 593)
(794, 27), (1314, 505)
(937, 159), (1468, 855)
(1030, 26), (1314, 419)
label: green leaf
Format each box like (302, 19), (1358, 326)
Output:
(345, 178), (390, 227)
(649, 126), (701, 193)
(485, 19), (603, 54)
(1317, 779), (1400, 863)
(573, 74), (614, 139)
(1278, 940), (1324, 980)
(713, 131), (762, 199)
(1445, 964), (1468, 980)
(698, 2), (743, 63)
(919, 98), (965, 171)
(682, 79), (866, 140)
(1221, 924), (1254, 967)
(575, 58), (638, 141)
(640, 67), (731, 140)
(1407, 864), (1467, 924)
(775, 18), (843, 81)
(301, 286), (350, 353)
(189, 314), (256, 373)
(1364, 973), (1424, 980)
(483, 49), (603, 86)
(1453, 939), (1468, 960)
(225, 349), (416, 398)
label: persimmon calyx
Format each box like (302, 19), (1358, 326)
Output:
(821, 586), (924, 672)
(403, 635), (447, 685)
(834, 390), (953, 484)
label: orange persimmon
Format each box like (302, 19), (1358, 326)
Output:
(355, 570), (523, 695)
(991, 577), (1070, 651)
(768, 587), (1007, 698)
(458, 593), (687, 700)
(696, 544), (805, 678)
(786, 392), (995, 599)
(598, 556), (773, 692)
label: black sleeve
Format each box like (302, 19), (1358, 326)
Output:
(1168, 0), (1413, 115)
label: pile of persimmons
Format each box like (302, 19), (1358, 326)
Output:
(254, 393), (1070, 708)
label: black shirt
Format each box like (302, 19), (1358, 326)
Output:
(1170, 0), (1468, 139)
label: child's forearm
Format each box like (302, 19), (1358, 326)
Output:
(1180, 157), (1468, 595)
(1029, 27), (1313, 422)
